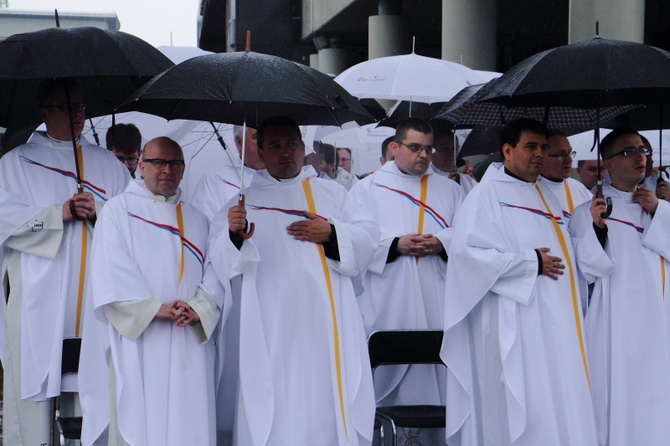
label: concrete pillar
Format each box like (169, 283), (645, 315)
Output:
(441, 0), (496, 70)
(318, 48), (349, 76)
(309, 53), (319, 70)
(569, 0), (645, 43)
(368, 15), (411, 60)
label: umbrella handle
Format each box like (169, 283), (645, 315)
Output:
(596, 183), (613, 218)
(237, 194), (255, 239)
(602, 197), (613, 218)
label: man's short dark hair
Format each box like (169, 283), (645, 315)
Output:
(499, 119), (548, 158)
(318, 142), (338, 166)
(257, 116), (301, 149)
(381, 136), (394, 158)
(106, 123), (142, 156)
(600, 127), (640, 159)
(577, 160), (586, 168)
(394, 118), (433, 141)
(37, 78), (81, 108)
(547, 128), (567, 139)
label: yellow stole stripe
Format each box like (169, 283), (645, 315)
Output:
(74, 145), (86, 337)
(417, 174), (428, 234)
(661, 257), (666, 297)
(564, 182), (575, 213)
(416, 174), (429, 264)
(176, 203), (185, 285)
(302, 178), (349, 441)
(535, 185), (590, 387)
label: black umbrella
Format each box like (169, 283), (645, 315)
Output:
(476, 37), (670, 216)
(0, 27), (174, 192)
(118, 51), (375, 127)
(0, 27), (174, 128)
(120, 49), (375, 239)
(477, 38), (670, 108)
(437, 83), (638, 130)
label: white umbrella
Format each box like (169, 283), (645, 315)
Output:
(319, 124), (396, 175)
(81, 112), (236, 199)
(334, 52), (498, 103)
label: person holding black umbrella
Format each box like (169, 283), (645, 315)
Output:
(570, 127), (670, 445)
(208, 116), (377, 445)
(0, 78), (130, 445)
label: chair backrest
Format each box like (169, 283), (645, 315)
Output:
(367, 329), (444, 372)
(61, 337), (81, 376)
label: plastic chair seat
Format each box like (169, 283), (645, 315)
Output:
(376, 404), (446, 428)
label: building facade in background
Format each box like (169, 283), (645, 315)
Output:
(198, 0), (670, 76)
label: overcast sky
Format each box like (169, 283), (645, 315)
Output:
(9, 0), (200, 47)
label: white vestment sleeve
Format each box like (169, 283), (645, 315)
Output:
(642, 201), (670, 259)
(489, 249), (541, 305)
(569, 203), (615, 282)
(327, 191), (378, 277)
(103, 297), (162, 341)
(208, 226), (261, 283)
(367, 236), (395, 276)
(4, 205), (64, 258)
(435, 227), (453, 255)
(188, 287), (221, 343)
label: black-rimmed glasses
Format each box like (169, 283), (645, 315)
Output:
(142, 158), (185, 168)
(606, 146), (650, 160)
(395, 141), (435, 154)
(116, 156), (140, 165)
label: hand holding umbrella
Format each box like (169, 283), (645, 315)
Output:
(237, 116), (255, 239)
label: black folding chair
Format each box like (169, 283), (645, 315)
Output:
(368, 329), (446, 446)
(54, 338), (83, 442)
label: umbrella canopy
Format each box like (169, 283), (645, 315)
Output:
(477, 37), (670, 108)
(0, 27), (174, 128)
(334, 52), (495, 103)
(119, 51), (375, 127)
(436, 83), (638, 130)
(380, 100), (448, 128)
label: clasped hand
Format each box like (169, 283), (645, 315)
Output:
(397, 233), (444, 257)
(155, 300), (200, 327)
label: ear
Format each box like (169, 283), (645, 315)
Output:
(257, 148), (266, 163)
(38, 108), (49, 124)
(603, 158), (614, 174)
(390, 141), (400, 158)
(502, 143), (514, 162)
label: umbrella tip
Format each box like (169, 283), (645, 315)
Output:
(594, 21), (601, 39)
(245, 30), (251, 52)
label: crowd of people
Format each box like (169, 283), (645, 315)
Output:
(1, 78), (670, 446)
